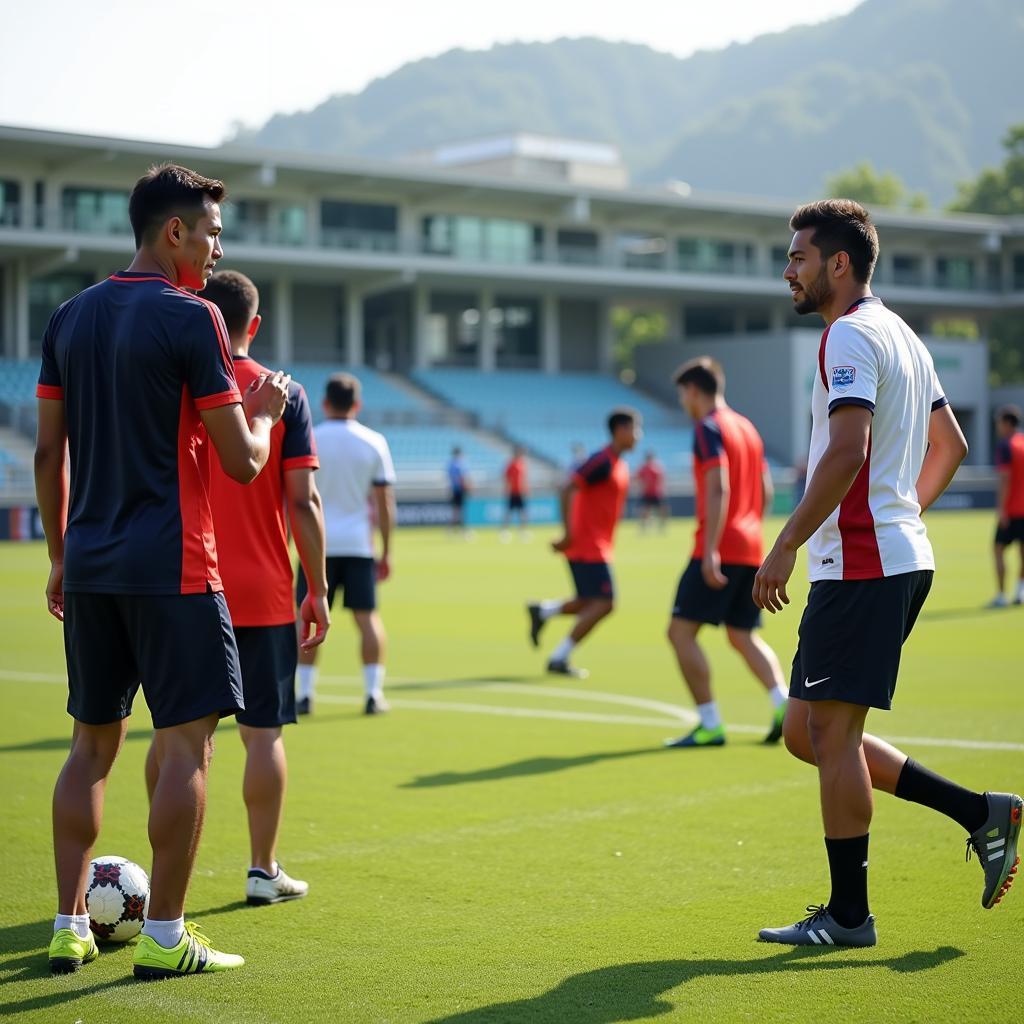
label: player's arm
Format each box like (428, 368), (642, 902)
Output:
(34, 398), (69, 620)
(761, 464), (775, 518)
(201, 372), (290, 483)
(701, 465), (730, 589)
(373, 483), (395, 581)
(916, 404), (968, 514)
(996, 473), (1010, 528)
(551, 477), (578, 553)
(754, 405), (872, 613)
(285, 466), (330, 651)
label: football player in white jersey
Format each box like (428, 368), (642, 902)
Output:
(753, 199), (1021, 947)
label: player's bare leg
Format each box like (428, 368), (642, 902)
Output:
(664, 619), (728, 748)
(807, 700), (872, 838)
(725, 626), (788, 741)
(53, 719), (128, 915)
(354, 609), (388, 713)
(545, 598), (613, 678)
(992, 541), (1008, 605)
(239, 725), (286, 873)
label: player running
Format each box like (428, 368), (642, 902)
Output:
(170, 269), (328, 906)
(501, 445), (529, 540)
(36, 165), (290, 978)
(664, 358), (788, 748)
(989, 404), (1024, 607)
(636, 452), (669, 532)
(527, 409), (640, 677)
(755, 199), (1021, 948)
(296, 373), (396, 715)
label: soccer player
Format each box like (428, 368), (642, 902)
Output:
(295, 373), (396, 715)
(664, 358), (788, 748)
(36, 164), (290, 977)
(182, 269), (328, 905)
(755, 199), (1021, 947)
(527, 409), (640, 677)
(636, 451), (669, 532)
(447, 446), (469, 534)
(501, 445), (529, 540)
(989, 404), (1024, 607)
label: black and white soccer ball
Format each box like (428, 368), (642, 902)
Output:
(85, 855), (150, 942)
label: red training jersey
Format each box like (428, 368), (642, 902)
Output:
(566, 446), (630, 563)
(207, 356), (319, 627)
(505, 456), (527, 496)
(996, 432), (1024, 518)
(637, 461), (666, 499)
(692, 406), (766, 567)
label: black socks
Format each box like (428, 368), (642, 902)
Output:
(825, 834), (870, 929)
(894, 758), (988, 834)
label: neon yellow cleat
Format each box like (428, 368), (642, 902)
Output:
(49, 927), (99, 974)
(133, 921), (244, 980)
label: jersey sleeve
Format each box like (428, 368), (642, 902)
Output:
(281, 383), (319, 471)
(930, 362), (949, 412)
(185, 302), (242, 410)
(824, 321), (880, 415)
(995, 438), (1012, 471)
(36, 313), (64, 400)
(573, 450), (612, 487)
(374, 439), (397, 486)
(692, 418), (726, 470)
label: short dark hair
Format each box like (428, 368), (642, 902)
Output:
(129, 163), (226, 248)
(998, 404), (1022, 428)
(789, 198), (879, 284)
(674, 356), (724, 395)
(202, 271), (259, 339)
(325, 372), (360, 412)
(607, 407), (639, 435)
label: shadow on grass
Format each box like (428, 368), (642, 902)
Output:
(0, 727), (152, 755)
(388, 675), (539, 694)
(421, 946), (966, 1024)
(917, 605), (1013, 623)
(401, 747), (663, 788)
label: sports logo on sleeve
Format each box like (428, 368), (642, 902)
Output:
(831, 366), (857, 392)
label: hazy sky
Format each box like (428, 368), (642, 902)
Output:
(4, 0), (861, 146)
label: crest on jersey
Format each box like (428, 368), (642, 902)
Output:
(831, 365), (856, 392)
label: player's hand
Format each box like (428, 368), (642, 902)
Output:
(45, 559), (64, 621)
(551, 535), (571, 553)
(245, 371), (291, 425)
(752, 541), (796, 614)
(376, 556), (391, 582)
(701, 551), (728, 590)
(298, 593), (330, 651)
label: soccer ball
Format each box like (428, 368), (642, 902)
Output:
(85, 856), (150, 942)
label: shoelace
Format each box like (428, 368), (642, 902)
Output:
(797, 904), (830, 930)
(965, 835), (983, 864)
(183, 921), (212, 949)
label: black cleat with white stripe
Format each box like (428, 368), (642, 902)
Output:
(758, 905), (877, 947)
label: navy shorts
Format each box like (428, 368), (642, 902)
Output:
(672, 558), (761, 630)
(451, 488), (466, 509)
(508, 493), (526, 511)
(62, 591), (244, 729)
(234, 624), (298, 728)
(789, 570), (933, 711)
(568, 560), (614, 601)
(296, 556), (376, 611)
(995, 518), (1024, 545)
(641, 494), (664, 508)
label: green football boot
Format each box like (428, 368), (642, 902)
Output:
(133, 921), (244, 980)
(48, 927), (98, 974)
(664, 724), (726, 748)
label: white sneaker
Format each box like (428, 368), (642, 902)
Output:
(987, 594), (1009, 609)
(246, 865), (309, 905)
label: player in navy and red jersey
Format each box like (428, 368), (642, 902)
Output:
(144, 270), (329, 907)
(989, 405), (1024, 607)
(502, 445), (529, 539)
(36, 164), (290, 979)
(664, 358), (788, 750)
(528, 409), (640, 677)
(636, 451), (668, 533)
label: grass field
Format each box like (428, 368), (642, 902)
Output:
(1, 512), (1022, 1023)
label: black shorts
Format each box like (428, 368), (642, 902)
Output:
(508, 493), (526, 511)
(296, 556), (376, 611)
(568, 560), (614, 601)
(234, 624), (298, 728)
(641, 495), (664, 508)
(672, 558), (761, 630)
(995, 518), (1024, 545)
(63, 591), (244, 729)
(789, 570), (933, 711)
(451, 488), (466, 509)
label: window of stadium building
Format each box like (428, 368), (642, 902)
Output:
(320, 200), (398, 251)
(61, 188), (131, 235)
(935, 256), (976, 291)
(556, 229), (600, 266)
(222, 200), (307, 247)
(29, 272), (93, 349)
(616, 232), (667, 270)
(677, 237), (755, 275)
(892, 254), (925, 287)
(1014, 253), (1024, 291)
(422, 216), (543, 264)
(494, 298), (540, 369)
(0, 180), (20, 226)
(771, 245), (790, 277)
(426, 293), (481, 366)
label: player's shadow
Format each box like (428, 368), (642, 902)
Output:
(402, 747), (663, 788)
(0, 727), (153, 754)
(918, 605), (1012, 622)
(389, 675), (535, 694)
(420, 946), (966, 1024)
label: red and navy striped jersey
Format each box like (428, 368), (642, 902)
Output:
(996, 433), (1024, 519)
(36, 271), (241, 594)
(566, 445), (629, 563)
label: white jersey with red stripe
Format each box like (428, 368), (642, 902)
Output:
(806, 296), (947, 582)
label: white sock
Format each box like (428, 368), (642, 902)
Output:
(539, 600), (562, 621)
(697, 701), (722, 731)
(54, 913), (91, 939)
(768, 685), (788, 710)
(1017, 581), (1024, 599)
(141, 916), (185, 949)
(250, 862), (279, 879)
(551, 636), (575, 662)
(297, 664), (317, 701)
(363, 663), (385, 698)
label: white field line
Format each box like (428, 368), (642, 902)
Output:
(3, 668), (1022, 753)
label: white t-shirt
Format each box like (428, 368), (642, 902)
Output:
(315, 419), (396, 558)
(806, 296), (947, 582)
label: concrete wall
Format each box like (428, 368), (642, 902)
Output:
(292, 283), (342, 360)
(558, 298), (600, 371)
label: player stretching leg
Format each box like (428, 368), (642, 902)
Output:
(755, 200), (1021, 948)
(664, 358), (788, 748)
(989, 405), (1024, 608)
(528, 409), (640, 678)
(37, 166), (289, 977)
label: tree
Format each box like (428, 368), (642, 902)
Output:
(949, 125), (1024, 214)
(611, 307), (668, 371)
(825, 162), (929, 211)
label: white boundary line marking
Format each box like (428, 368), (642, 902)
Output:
(2, 668), (1022, 752)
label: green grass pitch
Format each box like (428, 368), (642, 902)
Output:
(1, 511), (1022, 1022)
